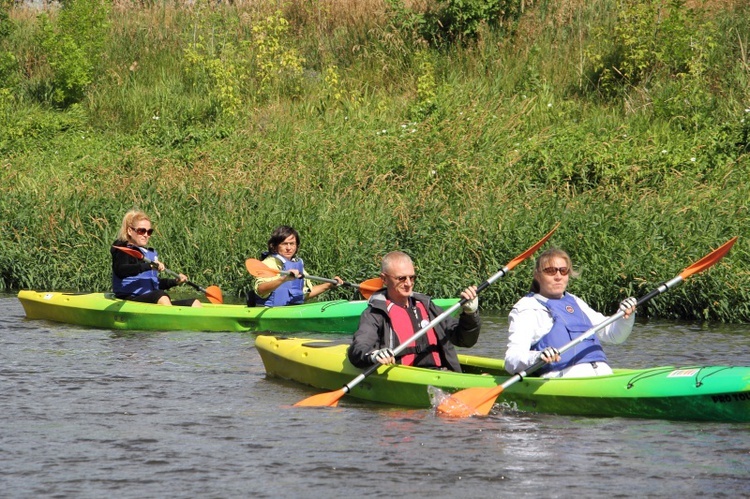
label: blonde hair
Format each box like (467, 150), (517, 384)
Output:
(117, 209), (151, 242)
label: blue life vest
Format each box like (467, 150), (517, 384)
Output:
(112, 245), (160, 297)
(256, 255), (305, 307)
(532, 292), (608, 375)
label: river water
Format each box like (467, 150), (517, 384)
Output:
(1, 294), (749, 497)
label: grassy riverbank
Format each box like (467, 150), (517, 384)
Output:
(1, 0), (748, 321)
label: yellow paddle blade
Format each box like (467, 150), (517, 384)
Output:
(505, 222), (560, 271)
(293, 388), (346, 407)
(436, 385), (504, 418)
(205, 285), (223, 304)
(245, 258), (280, 278)
(679, 236), (737, 280)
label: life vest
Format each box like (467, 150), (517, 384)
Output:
(112, 245), (160, 297)
(532, 293), (608, 375)
(386, 299), (442, 368)
(256, 255), (305, 307)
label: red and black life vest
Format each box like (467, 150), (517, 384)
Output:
(386, 299), (442, 368)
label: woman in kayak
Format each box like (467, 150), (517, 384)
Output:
(505, 247), (636, 378)
(347, 251), (480, 372)
(250, 225), (343, 307)
(110, 209), (201, 307)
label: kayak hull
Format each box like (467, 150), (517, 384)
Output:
(256, 336), (750, 422)
(18, 290), (459, 333)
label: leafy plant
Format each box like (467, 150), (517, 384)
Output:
(36, 0), (110, 106)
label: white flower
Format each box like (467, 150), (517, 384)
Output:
(691, 157), (696, 162)
(547, 103), (552, 108)
(661, 149), (668, 154)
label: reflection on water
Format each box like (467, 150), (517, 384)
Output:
(1, 296), (749, 497)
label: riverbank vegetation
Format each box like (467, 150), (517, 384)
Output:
(1, 0), (748, 321)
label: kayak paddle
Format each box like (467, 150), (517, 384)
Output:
(293, 223), (560, 408)
(113, 246), (223, 304)
(436, 235), (739, 418)
(245, 258), (383, 299)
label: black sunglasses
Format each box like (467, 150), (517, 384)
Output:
(130, 227), (154, 236)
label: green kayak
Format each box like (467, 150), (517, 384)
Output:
(256, 336), (750, 422)
(17, 290), (459, 333)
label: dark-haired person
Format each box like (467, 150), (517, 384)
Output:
(347, 251), (480, 372)
(504, 247), (636, 378)
(251, 225), (343, 307)
(110, 209), (201, 307)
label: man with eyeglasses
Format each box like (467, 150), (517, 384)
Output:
(504, 248), (637, 378)
(347, 251), (481, 372)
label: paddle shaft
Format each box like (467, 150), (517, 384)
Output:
(279, 271), (344, 287)
(339, 266), (511, 395)
(278, 271), (385, 295)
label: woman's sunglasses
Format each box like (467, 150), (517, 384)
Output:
(541, 266), (570, 276)
(130, 227), (154, 236)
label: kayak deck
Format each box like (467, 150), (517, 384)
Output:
(256, 336), (750, 422)
(18, 290), (459, 333)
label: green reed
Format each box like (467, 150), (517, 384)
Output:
(1, 0), (748, 320)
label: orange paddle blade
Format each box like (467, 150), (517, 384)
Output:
(293, 388), (347, 407)
(205, 285), (223, 304)
(113, 246), (143, 259)
(436, 385), (504, 418)
(505, 222), (560, 271)
(358, 277), (383, 299)
(245, 258), (281, 278)
(679, 236), (737, 280)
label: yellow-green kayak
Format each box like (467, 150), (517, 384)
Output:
(256, 336), (750, 422)
(17, 290), (458, 333)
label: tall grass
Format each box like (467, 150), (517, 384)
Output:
(1, 0), (748, 321)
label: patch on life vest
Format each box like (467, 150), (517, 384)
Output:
(565, 305), (574, 313)
(421, 319), (430, 328)
(667, 369), (699, 377)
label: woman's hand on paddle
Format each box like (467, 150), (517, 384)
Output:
(619, 297), (637, 319)
(175, 273), (189, 285)
(149, 260), (166, 272)
(284, 269), (302, 281)
(325, 276), (344, 290)
(539, 347), (560, 363)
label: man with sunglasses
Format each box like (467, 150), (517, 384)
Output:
(110, 209), (201, 307)
(504, 248), (636, 378)
(347, 251), (481, 372)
